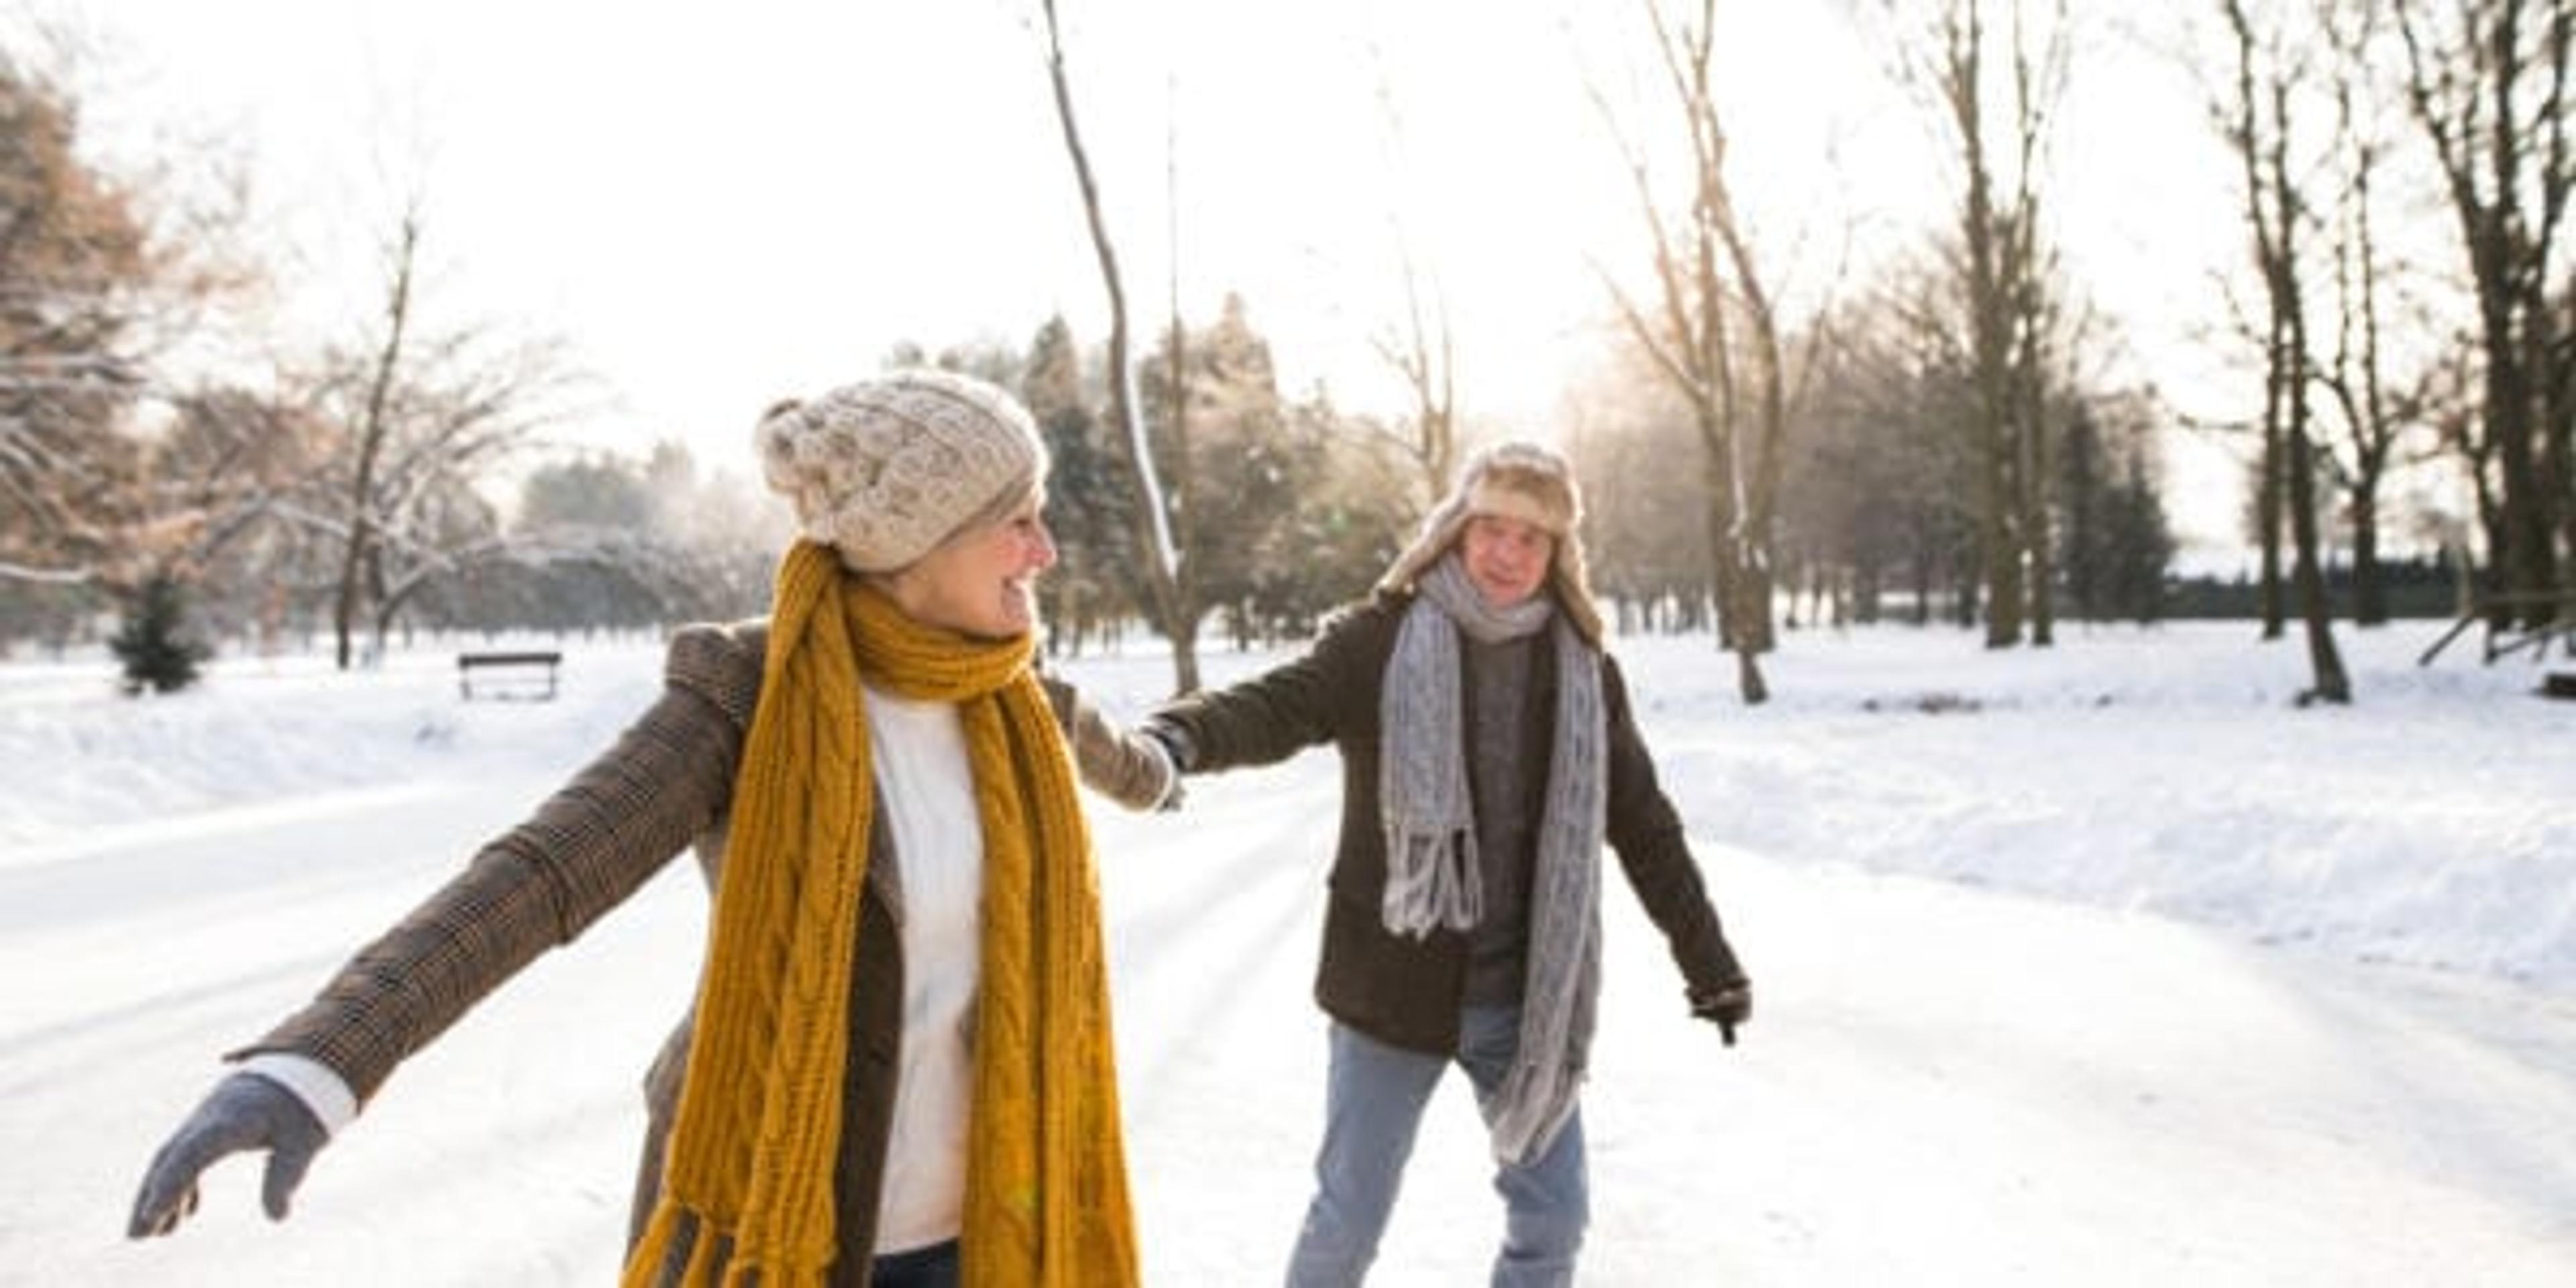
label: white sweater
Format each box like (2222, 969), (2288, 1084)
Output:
(859, 684), (983, 1254)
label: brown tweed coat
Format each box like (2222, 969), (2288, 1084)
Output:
(237, 620), (1172, 1279)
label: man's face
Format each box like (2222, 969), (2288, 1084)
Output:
(1460, 513), (1554, 610)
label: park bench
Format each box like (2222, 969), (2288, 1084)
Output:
(2416, 589), (2576, 666)
(457, 649), (564, 701)
(2417, 588), (2576, 698)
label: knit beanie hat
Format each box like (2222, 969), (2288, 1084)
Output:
(756, 368), (1050, 574)
(1377, 441), (1606, 646)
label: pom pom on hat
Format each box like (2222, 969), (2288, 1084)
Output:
(756, 368), (1049, 574)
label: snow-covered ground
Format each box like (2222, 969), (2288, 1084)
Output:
(3, 619), (2572, 1284)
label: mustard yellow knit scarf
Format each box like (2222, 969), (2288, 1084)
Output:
(624, 541), (1138, 1287)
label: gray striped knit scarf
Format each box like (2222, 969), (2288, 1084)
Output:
(1382, 553), (1607, 1164)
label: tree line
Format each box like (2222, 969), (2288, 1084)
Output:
(3, 1), (2568, 707)
(1552, 0), (2567, 704)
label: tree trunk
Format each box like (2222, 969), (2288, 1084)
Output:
(2259, 321), (2287, 641)
(1978, 421), (2021, 647)
(2536, 299), (2575, 609)
(2020, 355), (2054, 647)
(1040, 0), (1198, 695)
(1703, 482), (1740, 645)
(1949, 0), (2021, 650)
(1697, 451), (1769, 700)
(332, 214), (420, 671)
(2487, 288), (2557, 623)
(2394, 0), (2573, 629)
(2351, 488), (2387, 625)
(1733, 639), (1769, 703)
(2288, 420), (2351, 703)
(2226, 0), (2287, 642)
(2559, 281), (2576, 592)
(2267, 68), (2348, 702)
(1911, 540), (1935, 626)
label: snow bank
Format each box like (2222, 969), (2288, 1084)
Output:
(4, 619), (2569, 985)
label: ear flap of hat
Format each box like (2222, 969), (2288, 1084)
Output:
(1375, 487), (1477, 600)
(1549, 531), (1605, 648)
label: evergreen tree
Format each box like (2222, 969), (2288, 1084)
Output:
(2104, 447), (2178, 623)
(1022, 316), (1136, 653)
(519, 454), (657, 531)
(1144, 294), (1297, 644)
(2057, 401), (2176, 623)
(109, 573), (213, 695)
(2057, 407), (2112, 621)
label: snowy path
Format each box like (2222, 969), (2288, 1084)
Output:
(7, 749), (2575, 1285)
(1102, 761), (2576, 1286)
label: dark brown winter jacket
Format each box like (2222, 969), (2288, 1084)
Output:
(1148, 592), (1748, 1057)
(238, 620), (1173, 1281)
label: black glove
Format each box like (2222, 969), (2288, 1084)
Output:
(1690, 981), (1752, 1046)
(128, 1071), (329, 1238)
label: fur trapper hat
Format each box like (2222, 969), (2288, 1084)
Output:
(755, 368), (1049, 574)
(1377, 441), (1605, 645)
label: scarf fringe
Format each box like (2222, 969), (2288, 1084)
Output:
(1380, 826), (1483, 938)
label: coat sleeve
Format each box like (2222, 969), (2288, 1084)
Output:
(233, 625), (763, 1104)
(1146, 602), (1385, 773)
(1599, 653), (1750, 999)
(1040, 674), (1177, 811)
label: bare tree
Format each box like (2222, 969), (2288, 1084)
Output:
(2221, 5), (2296, 645)
(2393, 0), (2575, 625)
(0, 37), (279, 678)
(2312, 0), (2420, 627)
(1898, 0), (2068, 648)
(1783, 266), (1989, 628)
(2178, 222), (2292, 633)
(297, 187), (579, 667)
(1369, 248), (1458, 517)
(1038, 0), (1199, 694)
(0, 50), (229, 587)
(133, 385), (322, 605)
(1157, 78), (1202, 680)
(320, 197), (419, 669)
(2222, 0), (2353, 702)
(1363, 60), (1459, 512)
(1593, 0), (1821, 704)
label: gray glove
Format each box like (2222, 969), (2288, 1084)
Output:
(1141, 718), (1193, 812)
(127, 1071), (327, 1238)
(1139, 717), (1192, 770)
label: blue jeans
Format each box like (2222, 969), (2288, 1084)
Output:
(1285, 1006), (1589, 1288)
(869, 1239), (959, 1288)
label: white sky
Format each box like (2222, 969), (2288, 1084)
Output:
(41, 0), (2263, 546)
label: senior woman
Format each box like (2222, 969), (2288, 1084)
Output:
(127, 370), (1173, 1288)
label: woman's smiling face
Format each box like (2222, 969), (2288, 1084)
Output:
(879, 488), (1058, 639)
